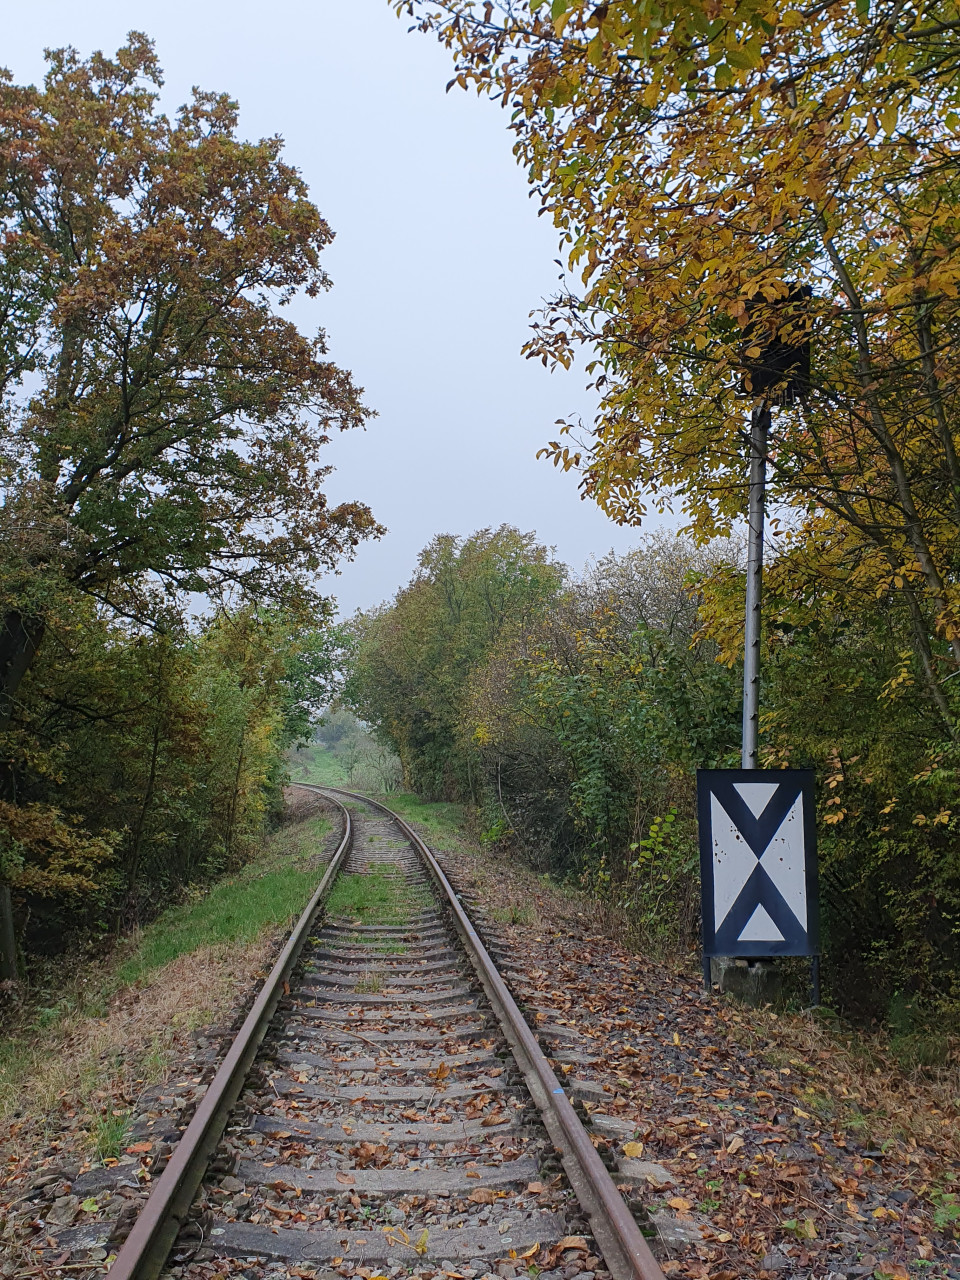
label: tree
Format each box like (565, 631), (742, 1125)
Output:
(5, 600), (331, 953)
(464, 535), (739, 942)
(0, 35), (381, 974)
(345, 526), (564, 798)
(0, 34), (379, 729)
(397, 0), (960, 714)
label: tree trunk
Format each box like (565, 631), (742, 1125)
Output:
(0, 886), (17, 982)
(0, 611), (45, 982)
(0, 611), (45, 734)
(123, 716), (163, 928)
(224, 734), (245, 862)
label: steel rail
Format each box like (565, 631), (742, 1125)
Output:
(315, 785), (666, 1280)
(106, 794), (354, 1280)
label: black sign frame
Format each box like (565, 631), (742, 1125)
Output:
(698, 768), (819, 958)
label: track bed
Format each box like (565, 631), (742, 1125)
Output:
(106, 789), (660, 1280)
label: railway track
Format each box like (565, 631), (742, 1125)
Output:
(107, 786), (665, 1280)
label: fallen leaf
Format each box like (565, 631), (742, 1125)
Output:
(557, 1236), (588, 1251)
(519, 1244), (540, 1259)
(623, 1141), (644, 1158)
(527, 1182), (544, 1194)
(336, 1172), (355, 1185)
(414, 1229), (430, 1256)
(466, 1170), (481, 1178)
(725, 1135), (744, 1155)
(80, 1198), (99, 1212)
(668, 1197), (692, 1211)
(875, 1267), (909, 1280)
(469, 1188), (497, 1204)
(125, 1142), (153, 1154)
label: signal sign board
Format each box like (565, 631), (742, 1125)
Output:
(697, 769), (819, 957)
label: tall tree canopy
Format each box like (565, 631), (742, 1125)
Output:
(0, 34), (380, 729)
(398, 0), (960, 713)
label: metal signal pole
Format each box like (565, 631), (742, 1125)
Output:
(742, 404), (770, 769)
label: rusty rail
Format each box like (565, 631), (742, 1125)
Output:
(106, 794), (353, 1280)
(319, 785), (666, 1280)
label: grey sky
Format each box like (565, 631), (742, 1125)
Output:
(7, 0), (653, 615)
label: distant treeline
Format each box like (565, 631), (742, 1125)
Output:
(346, 526), (960, 1026)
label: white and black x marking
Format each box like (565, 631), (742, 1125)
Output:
(697, 769), (819, 957)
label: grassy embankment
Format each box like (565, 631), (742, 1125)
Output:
(0, 809), (332, 1138)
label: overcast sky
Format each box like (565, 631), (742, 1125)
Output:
(7, 0), (657, 614)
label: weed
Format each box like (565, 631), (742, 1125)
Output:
(35, 1005), (66, 1028)
(90, 1111), (130, 1162)
(781, 1217), (817, 1240)
(480, 817), (512, 845)
(698, 1199), (721, 1213)
(355, 972), (385, 994)
(491, 903), (538, 925)
(931, 1190), (960, 1233)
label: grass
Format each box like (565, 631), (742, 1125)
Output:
(290, 743), (352, 787)
(92, 1110), (131, 1161)
(326, 865), (428, 926)
(355, 972), (385, 993)
(492, 903), (539, 926)
(115, 814), (331, 986)
(0, 808), (333, 1130)
(374, 791), (468, 845)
